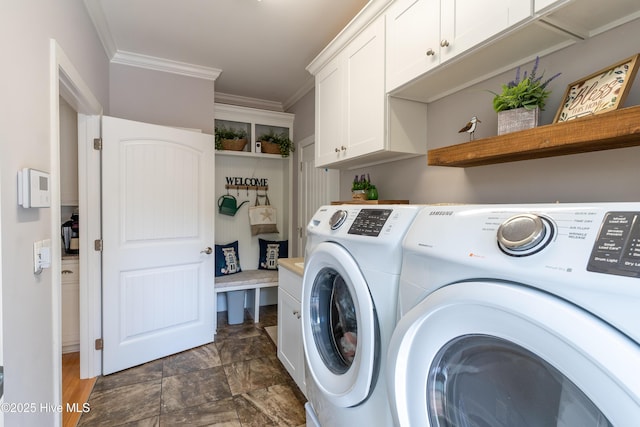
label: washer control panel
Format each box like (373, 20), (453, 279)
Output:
(587, 212), (640, 277)
(347, 209), (392, 236)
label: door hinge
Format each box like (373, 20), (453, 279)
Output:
(93, 138), (102, 150)
(95, 338), (103, 350)
(94, 239), (103, 251)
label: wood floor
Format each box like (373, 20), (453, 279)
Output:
(62, 352), (97, 427)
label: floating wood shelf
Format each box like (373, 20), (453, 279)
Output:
(331, 200), (410, 205)
(427, 105), (640, 167)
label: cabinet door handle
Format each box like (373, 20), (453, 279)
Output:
(440, 39), (450, 47)
(62, 270), (73, 274)
(341, 146), (347, 151)
(335, 147), (340, 153)
(293, 310), (301, 319)
(426, 49), (436, 56)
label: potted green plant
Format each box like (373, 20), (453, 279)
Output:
(257, 130), (295, 157)
(352, 174), (373, 200)
(490, 57), (561, 135)
(215, 125), (248, 151)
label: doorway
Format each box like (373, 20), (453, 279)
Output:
(51, 40), (103, 427)
(297, 135), (339, 254)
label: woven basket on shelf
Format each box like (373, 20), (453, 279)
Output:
(221, 138), (247, 151)
(260, 141), (281, 155)
(352, 190), (368, 201)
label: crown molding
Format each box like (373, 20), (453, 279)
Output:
(306, 0), (392, 75)
(214, 92), (284, 112)
(283, 77), (315, 111)
(111, 50), (222, 81)
(83, 0), (117, 59)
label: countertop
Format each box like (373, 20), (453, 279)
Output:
(278, 257), (304, 276)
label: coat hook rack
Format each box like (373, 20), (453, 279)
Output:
(225, 184), (269, 192)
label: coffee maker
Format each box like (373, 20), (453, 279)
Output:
(61, 211), (79, 255)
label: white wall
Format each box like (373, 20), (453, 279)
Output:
(0, 1), (108, 424)
(110, 63), (216, 134)
(342, 18), (640, 204)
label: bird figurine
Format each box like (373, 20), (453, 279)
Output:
(459, 116), (481, 140)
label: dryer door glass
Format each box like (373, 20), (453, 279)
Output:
(428, 335), (612, 427)
(309, 267), (358, 374)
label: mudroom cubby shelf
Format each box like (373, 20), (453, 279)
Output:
(215, 103), (294, 158)
(428, 105), (640, 167)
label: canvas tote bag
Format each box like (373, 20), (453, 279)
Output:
(249, 194), (279, 235)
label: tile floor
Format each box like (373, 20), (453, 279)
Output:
(78, 305), (307, 426)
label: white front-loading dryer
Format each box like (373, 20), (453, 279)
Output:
(387, 204), (640, 427)
(302, 204), (420, 426)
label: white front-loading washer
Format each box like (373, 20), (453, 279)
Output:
(387, 203), (640, 427)
(302, 204), (421, 426)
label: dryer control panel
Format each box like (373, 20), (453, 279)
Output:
(587, 212), (640, 277)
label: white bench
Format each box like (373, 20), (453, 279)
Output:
(215, 269), (278, 323)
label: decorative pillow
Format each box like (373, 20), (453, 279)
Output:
(258, 238), (288, 270)
(215, 241), (242, 277)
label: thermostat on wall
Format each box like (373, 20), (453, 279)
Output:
(18, 168), (50, 208)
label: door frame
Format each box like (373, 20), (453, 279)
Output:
(50, 39), (103, 401)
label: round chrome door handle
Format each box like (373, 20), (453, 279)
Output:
(201, 247), (212, 254)
(440, 39), (450, 47)
(426, 49), (436, 56)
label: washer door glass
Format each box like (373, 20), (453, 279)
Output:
(428, 335), (612, 427)
(310, 267), (358, 374)
(302, 241), (379, 407)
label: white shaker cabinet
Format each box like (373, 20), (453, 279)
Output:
(315, 16), (386, 167)
(61, 259), (80, 353)
(312, 14), (428, 169)
(386, 0), (531, 93)
(277, 263), (306, 396)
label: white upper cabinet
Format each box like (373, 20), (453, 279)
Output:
(312, 12), (428, 169)
(389, 0), (640, 103)
(386, 0), (440, 94)
(343, 17), (386, 162)
(315, 17), (385, 167)
(387, 0), (531, 93)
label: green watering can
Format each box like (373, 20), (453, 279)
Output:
(218, 194), (249, 216)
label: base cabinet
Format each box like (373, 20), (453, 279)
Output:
(277, 266), (306, 396)
(61, 259), (80, 353)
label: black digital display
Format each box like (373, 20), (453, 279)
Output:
(348, 209), (392, 237)
(587, 212), (640, 278)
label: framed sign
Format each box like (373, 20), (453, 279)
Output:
(553, 54), (639, 123)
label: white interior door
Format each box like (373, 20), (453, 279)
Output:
(297, 136), (339, 255)
(101, 116), (215, 375)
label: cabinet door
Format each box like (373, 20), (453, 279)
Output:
(386, 0), (441, 92)
(315, 55), (346, 167)
(277, 287), (305, 394)
(440, 0), (531, 62)
(61, 260), (80, 351)
(344, 16), (386, 160)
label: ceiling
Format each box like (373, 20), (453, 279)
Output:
(84, 0), (370, 110)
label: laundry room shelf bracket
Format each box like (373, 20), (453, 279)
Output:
(428, 105), (640, 167)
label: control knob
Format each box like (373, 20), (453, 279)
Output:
(329, 210), (348, 230)
(497, 213), (554, 256)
